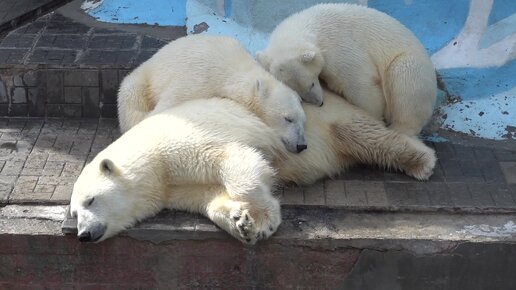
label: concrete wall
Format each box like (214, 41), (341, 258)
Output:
(82, 0), (516, 140)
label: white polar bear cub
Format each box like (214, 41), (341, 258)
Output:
(118, 34), (307, 153)
(257, 3), (437, 136)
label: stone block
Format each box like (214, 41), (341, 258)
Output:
(0, 80), (7, 103)
(11, 88), (26, 103)
(64, 87), (82, 104)
(82, 87), (100, 117)
(64, 71), (98, 87)
(100, 69), (118, 103)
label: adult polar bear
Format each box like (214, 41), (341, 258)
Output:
(71, 90), (436, 245)
(118, 34), (308, 153)
(256, 3), (437, 136)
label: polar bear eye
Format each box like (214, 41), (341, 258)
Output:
(311, 82), (315, 88)
(85, 197), (95, 207)
(285, 117), (293, 123)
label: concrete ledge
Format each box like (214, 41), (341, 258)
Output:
(2, 204), (516, 288)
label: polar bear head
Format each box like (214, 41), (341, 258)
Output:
(70, 155), (162, 242)
(254, 78), (307, 153)
(257, 48), (324, 107)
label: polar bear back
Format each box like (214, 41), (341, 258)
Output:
(269, 3), (429, 70)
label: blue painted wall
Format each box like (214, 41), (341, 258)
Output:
(83, 0), (516, 140)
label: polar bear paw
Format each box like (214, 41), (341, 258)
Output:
(229, 200), (281, 245)
(405, 145), (437, 180)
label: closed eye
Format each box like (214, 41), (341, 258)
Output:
(85, 197), (95, 207)
(285, 117), (293, 123)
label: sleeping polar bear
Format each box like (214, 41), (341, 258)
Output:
(71, 90), (436, 245)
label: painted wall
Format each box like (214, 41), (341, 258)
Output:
(82, 0), (516, 140)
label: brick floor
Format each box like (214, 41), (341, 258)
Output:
(0, 12), (171, 68)
(0, 0), (70, 34)
(0, 117), (514, 213)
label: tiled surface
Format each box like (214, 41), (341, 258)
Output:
(0, 0), (68, 33)
(0, 13), (170, 67)
(1, 117), (514, 213)
(0, 118), (119, 203)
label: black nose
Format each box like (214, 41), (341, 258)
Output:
(296, 144), (307, 153)
(78, 231), (91, 242)
(319, 101), (324, 107)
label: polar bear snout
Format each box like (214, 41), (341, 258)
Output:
(77, 222), (106, 243)
(296, 144), (308, 153)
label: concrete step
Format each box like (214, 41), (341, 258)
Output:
(2, 204), (516, 288)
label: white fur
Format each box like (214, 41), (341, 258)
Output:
(117, 34), (307, 153)
(256, 3), (437, 136)
(71, 89), (436, 244)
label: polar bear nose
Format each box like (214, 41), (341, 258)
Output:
(296, 144), (307, 153)
(78, 231), (92, 242)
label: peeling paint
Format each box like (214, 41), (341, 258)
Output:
(82, 0), (516, 140)
(459, 221), (516, 237)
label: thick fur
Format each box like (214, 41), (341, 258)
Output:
(117, 34), (307, 153)
(256, 3), (437, 136)
(71, 90), (436, 245)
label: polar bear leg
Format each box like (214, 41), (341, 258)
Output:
(333, 114), (436, 180)
(117, 67), (155, 133)
(217, 143), (275, 203)
(385, 55), (436, 136)
(165, 184), (281, 244)
(205, 193), (281, 244)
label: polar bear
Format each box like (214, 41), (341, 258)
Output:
(118, 34), (307, 153)
(71, 89), (436, 245)
(256, 3), (437, 136)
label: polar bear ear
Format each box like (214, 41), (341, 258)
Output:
(301, 51), (316, 63)
(256, 51), (271, 70)
(255, 79), (268, 98)
(100, 159), (115, 175)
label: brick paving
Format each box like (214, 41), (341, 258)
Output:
(0, 12), (169, 67)
(0, 0), (70, 34)
(0, 117), (514, 213)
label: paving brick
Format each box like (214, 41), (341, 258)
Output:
(1, 160), (25, 175)
(45, 21), (90, 34)
(88, 35), (137, 50)
(338, 165), (385, 181)
(482, 184), (515, 208)
(100, 69), (119, 104)
(37, 175), (76, 186)
(324, 179), (345, 206)
(51, 184), (73, 202)
(0, 80), (7, 103)
(23, 153), (48, 169)
(62, 162), (84, 177)
(495, 149), (516, 162)
(11, 176), (38, 194)
(64, 87), (82, 104)
(0, 33), (36, 48)
(28, 49), (78, 65)
(47, 153), (87, 163)
(41, 161), (64, 176)
(468, 184), (496, 207)
(41, 70), (63, 104)
(500, 162), (516, 184)
(82, 87), (100, 117)
(64, 71), (99, 87)
(282, 185), (303, 205)
(0, 175), (16, 201)
(0, 48), (28, 64)
(23, 71), (38, 86)
(36, 34), (87, 49)
(11, 21), (46, 34)
(79, 50), (135, 65)
(135, 50), (157, 64)
(447, 183), (476, 207)
(27, 87), (45, 117)
(480, 160), (506, 183)
(101, 104), (117, 118)
(63, 104), (82, 118)
(303, 181), (325, 205)
(141, 36), (167, 49)
(11, 87), (26, 103)
(344, 181), (368, 206)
